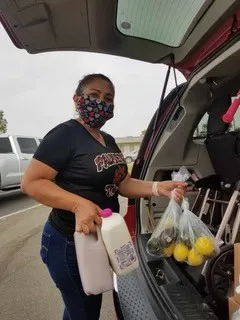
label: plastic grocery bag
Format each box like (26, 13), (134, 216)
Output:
(173, 198), (219, 266)
(232, 307), (240, 320)
(146, 167), (190, 257)
(146, 194), (181, 257)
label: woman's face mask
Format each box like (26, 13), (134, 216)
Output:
(77, 95), (114, 128)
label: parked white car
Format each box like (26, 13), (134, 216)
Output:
(0, 135), (42, 190)
(124, 150), (138, 164)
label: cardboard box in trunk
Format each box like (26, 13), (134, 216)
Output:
(234, 244), (240, 304)
(229, 243), (240, 319)
(229, 297), (240, 319)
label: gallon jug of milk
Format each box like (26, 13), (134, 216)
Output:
(101, 208), (139, 276)
(74, 227), (113, 295)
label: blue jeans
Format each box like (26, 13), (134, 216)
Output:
(40, 221), (102, 320)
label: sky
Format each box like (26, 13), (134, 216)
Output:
(0, 24), (186, 139)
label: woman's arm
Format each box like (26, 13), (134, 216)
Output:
(118, 174), (187, 201)
(21, 159), (102, 233)
(22, 159), (81, 211)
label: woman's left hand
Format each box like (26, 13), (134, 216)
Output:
(157, 181), (187, 202)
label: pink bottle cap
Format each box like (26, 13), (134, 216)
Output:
(101, 208), (113, 218)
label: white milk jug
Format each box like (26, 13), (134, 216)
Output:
(101, 208), (139, 276)
(74, 227), (113, 295)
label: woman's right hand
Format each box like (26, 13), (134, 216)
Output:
(73, 198), (102, 234)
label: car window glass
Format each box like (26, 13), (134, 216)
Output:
(0, 137), (12, 153)
(117, 0), (212, 47)
(194, 96), (240, 139)
(193, 113), (209, 139)
(17, 138), (38, 154)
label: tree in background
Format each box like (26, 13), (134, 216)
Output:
(141, 129), (146, 137)
(0, 110), (8, 134)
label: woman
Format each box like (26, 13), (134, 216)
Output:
(21, 73), (187, 320)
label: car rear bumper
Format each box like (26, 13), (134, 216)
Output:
(113, 262), (220, 320)
(113, 271), (162, 320)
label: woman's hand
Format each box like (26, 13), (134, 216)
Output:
(73, 199), (102, 234)
(157, 181), (187, 202)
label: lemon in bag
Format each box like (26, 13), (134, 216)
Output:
(173, 243), (189, 262)
(163, 244), (175, 257)
(188, 249), (204, 266)
(195, 236), (215, 256)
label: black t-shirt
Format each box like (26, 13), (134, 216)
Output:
(34, 119), (128, 236)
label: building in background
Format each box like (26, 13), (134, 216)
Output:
(115, 136), (142, 154)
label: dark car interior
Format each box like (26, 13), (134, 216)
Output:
(133, 37), (240, 319)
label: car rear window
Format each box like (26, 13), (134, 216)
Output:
(194, 96), (240, 140)
(17, 137), (38, 154)
(0, 137), (12, 153)
(117, 0), (212, 47)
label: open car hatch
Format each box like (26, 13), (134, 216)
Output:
(0, 0), (240, 76)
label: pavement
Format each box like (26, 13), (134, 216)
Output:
(0, 190), (39, 217)
(0, 192), (128, 320)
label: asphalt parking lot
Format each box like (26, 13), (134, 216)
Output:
(0, 192), (127, 320)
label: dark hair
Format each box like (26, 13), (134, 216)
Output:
(75, 73), (115, 96)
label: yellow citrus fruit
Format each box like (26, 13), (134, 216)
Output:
(195, 236), (215, 256)
(173, 243), (189, 262)
(163, 244), (175, 257)
(188, 249), (204, 266)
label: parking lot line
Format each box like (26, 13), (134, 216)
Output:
(0, 204), (42, 220)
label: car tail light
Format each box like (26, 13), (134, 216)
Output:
(124, 204), (136, 242)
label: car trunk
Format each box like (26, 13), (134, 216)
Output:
(129, 31), (240, 319)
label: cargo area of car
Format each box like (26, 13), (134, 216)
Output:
(134, 36), (240, 319)
(140, 38), (240, 230)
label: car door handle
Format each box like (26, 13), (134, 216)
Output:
(21, 157), (28, 160)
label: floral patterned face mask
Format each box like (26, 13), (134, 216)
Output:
(77, 95), (114, 128)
